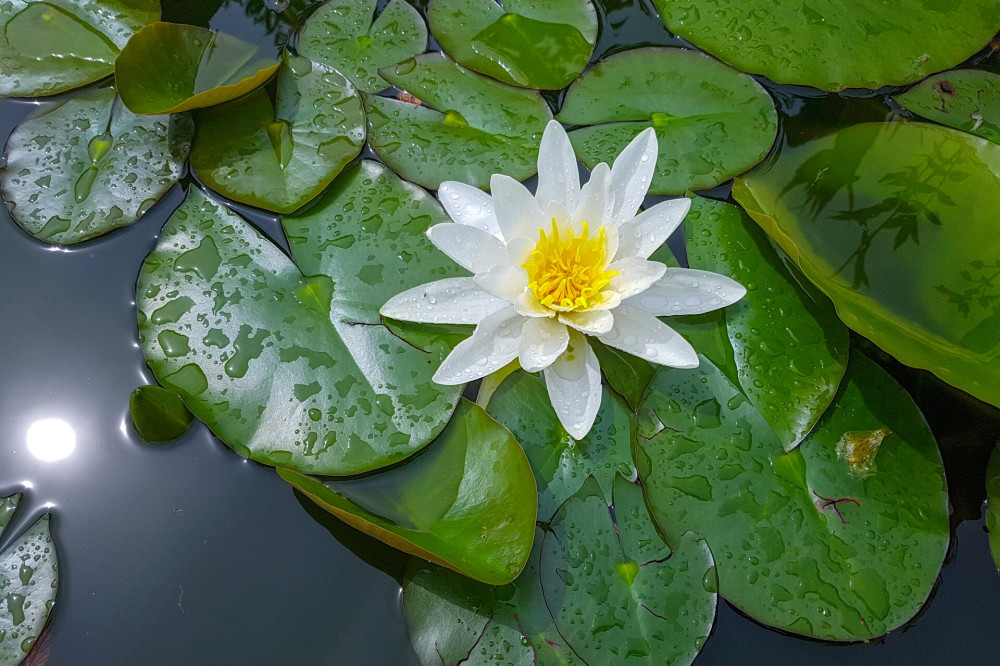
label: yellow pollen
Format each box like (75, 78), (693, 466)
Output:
(523, 219), (617, 312)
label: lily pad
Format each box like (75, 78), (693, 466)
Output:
(190, 52), (364, 214)
(557, 47), (777, 195)
(1, 86), (193, 244)
(988, 444), (1000, 569)
(297, 0), (427, 94)
(366, 53), (553, 190)
(428, 0), (597, 90)
(279, 399), (537, 585)
(137, 178), (462, 476)
(590, 339), (658, 411)
(652, 0), (1000, 91)
(683, 197), (849, 450)
(734, 121), (1000, 408)
(0, 495), (59, 664)
(636, 352), (949, 640)
(129, 385), (193, 442)
(0, 0), (159, 97)
(116, 22), (279, 114)
(895, 70), (1000, 145)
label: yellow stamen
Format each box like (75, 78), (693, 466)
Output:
(523, 219), (617, 312)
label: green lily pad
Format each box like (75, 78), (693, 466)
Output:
(366, 52), (553, 190)
(1, 86), (193, 244)
(652, 0), (999, 91)
(0, 495), (59, 664)
(0, 0), (158, 97)
(683, 197), (849, 450)
(190, 52), (364, 214)
(129, 385), (193, 442)
(297, 0), (427, 94)
(557, 47), (777, 195)
(280, 399), (536, 585)
(636, 352), (949, 640)
(733, 121), (1000, 409)
(428, 0), (597, 90)
(988, 444), (1000, 569)
(137, 178), (462, 476)
(895, 70), (1000, 145)
(590, 339), (658, 412)
(116, 22), (279, 114)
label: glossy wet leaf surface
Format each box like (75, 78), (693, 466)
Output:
(0, 0), (158, 97)
(366, 53), (553, 190)
(895, 70), (1000, 145)
(1, 87), (192, 244)
(297, 0), (426, 94)
(129, 385), (193, 442)
(428, 0), (597, 90)
(652, 0), (1000, 91)
(589, 339), (657, 412)
(558, 47), (777, 195)
(191, 52), (364, 214)
(637, 352), (949, 640)
(280, 399), (536, 585)
(988, 445), (1000, 570)
(734, 121), (1000, 409)
(684, 197), (849, 450)
(116, 22), (279, 114)
(0, 495), (58, 664)
(137, 178), (462, 476)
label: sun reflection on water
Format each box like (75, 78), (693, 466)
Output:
(26, 418), (76, 462)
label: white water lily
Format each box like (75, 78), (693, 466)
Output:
(381, 120), (746, 439)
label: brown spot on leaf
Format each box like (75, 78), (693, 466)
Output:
(836, 427), (890, 478)
(397, 92), (423, 106)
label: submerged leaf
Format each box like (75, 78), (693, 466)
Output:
(987, 444), (1000, 569)
(129, 385), (193, 442)
(895, 70), (1000, 145)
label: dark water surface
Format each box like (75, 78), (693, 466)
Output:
(2, 0), (999, 663)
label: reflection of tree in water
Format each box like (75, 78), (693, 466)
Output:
(936, 259), (1000, 318)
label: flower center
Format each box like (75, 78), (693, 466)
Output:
(523, 220), (617, 312)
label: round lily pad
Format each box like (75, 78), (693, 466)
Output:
(1, 86), (193, 244)
(637, 352), (949, 640)
(734, 121), (1000, 409)
(366, 52), (553, 190)
(297, 0), (427, 94)
(0, 0), (159, 97)
(190, 52), (365, 214)
(652, 0), (1000, 91)
(428, 0), (597, 89)
(129, 385), (193, 442)
(895, 70), (1000, 145)
(558, 48), (778, 195)
(116, 22), (279, 114)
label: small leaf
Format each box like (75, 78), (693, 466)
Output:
(895, 70), (1000, 145)
(129, 385), (193, 442)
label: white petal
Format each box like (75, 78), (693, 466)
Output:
(491, 174), (546, 242)
(609, 127), (658, 224)
(433, 307), (524, 384)
(519, 317), (570, 372)
(598, 304), (698, 368)
(535, 120), (580, 213)
(427, 223), (507, 274)
(625, 268), (747, 316)
(474, 264), (529, 301)
(380, 277), (507, 324)
(514, 290), (553, 318)
(543, 331), (602, 440)
(615, 198), (690, 260)
(438, 181), (501, 238)
(506, 236), (535, 266)
(559, 309), (614, 335)
(573, 162), (613, 231)
(608, 257), (667, 300)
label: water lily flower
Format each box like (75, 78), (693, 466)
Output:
(381, 120), (746, 438)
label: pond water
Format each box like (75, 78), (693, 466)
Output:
(1, 0), (999, 663)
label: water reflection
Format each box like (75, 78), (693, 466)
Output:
(26, 418), (76, 463)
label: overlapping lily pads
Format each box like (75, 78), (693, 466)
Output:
(683, 197), (849, 450)
(116, 22), (279, 114)
(137, 168), (466, 476)
(652, 0), (1000, 91)
(428, 0), (597, 90)
(0, 494), (58, 664)
(734, 121), (1000, 408)
(280, 399), (537, 585)
(190, 52), (365, 214)
(558, 48), (778, 195)
(366, 53), (553, 190)
(1, 86), (193, 244)
(636, 352), (949, 640)
(129, 385), (193, 442)
(0, 0), (159, 97)
(896, 70), (1000, 144)
(297, 0), (427, 94)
